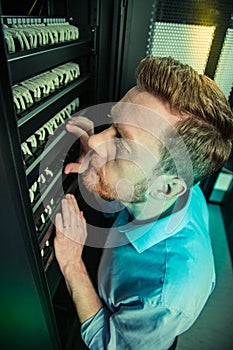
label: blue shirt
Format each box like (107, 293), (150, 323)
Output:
(81, 185), (215, 349)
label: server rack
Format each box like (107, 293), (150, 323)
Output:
(1, 1), (233, 349)
(0, 1), (114, 349)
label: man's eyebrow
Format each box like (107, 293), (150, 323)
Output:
(112, 122), (133, 140)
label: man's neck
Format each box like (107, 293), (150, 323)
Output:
(125, 191), (189, 222)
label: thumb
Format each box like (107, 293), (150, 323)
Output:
(64, 162), (83, 174)
(64, 157), (90, 174)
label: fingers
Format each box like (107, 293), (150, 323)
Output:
(66, 123), (91, 153)
(60, 196), (79, 228)
(66, 195), (81, 231)
(80, 211), (86, 224)
(64, 153), (90, 174)
(63, 194), (86, 224)
(65, 117), (94, 176)
(55, 194), (87, 245)
(67, 195), (86, 224)
(66, 193), (79, 216)
(55, 213), (64, 237)
(61, 198), (71, 228)
(64, 162), (82, 174)
(67, 116), (94, 137)
(66, 123), (86, 138)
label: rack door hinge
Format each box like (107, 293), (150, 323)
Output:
(91, 26), (97, 54)
(121, 0), (128, 7)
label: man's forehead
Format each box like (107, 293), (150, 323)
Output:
(110, 100), (171, 139)
(112, 86), (183, 126)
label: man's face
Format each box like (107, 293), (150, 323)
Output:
(82, 87), (180, 203)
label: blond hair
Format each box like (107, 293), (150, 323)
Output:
(136, 56), (233, 186)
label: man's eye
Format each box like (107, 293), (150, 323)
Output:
(115, 130), (121, 138)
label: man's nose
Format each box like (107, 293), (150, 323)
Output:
(88, 128), (113, 158)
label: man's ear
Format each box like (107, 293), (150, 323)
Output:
(149, 175), (187, 200)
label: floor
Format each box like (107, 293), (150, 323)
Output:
(176, 204), (233, 350)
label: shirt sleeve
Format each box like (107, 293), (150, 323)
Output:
(81, 299), (193, 350)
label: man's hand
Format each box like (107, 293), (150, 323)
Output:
(64, 116), (94, 174)
(54, 194), (103, 323)
(54, 194), (87, 275)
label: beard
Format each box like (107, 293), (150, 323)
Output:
(82, 166), (148, 203)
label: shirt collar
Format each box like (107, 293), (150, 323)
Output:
(115, 188), (193, 253)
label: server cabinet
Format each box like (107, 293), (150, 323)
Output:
(0, 1), (113, 349)
(0, 13), (63, 350)
(0, 31), (59, 350)
(110, 0), (233, 100)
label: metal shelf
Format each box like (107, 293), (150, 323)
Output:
(26, 131), (78, 186)
(18, 73), (90, 143)
(41, 175), (80, 297)
(26, 129), (66, 177)
(8, 38), (93, 83)
(0, 2), (100, 349)
(35, 173), (79, 243)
